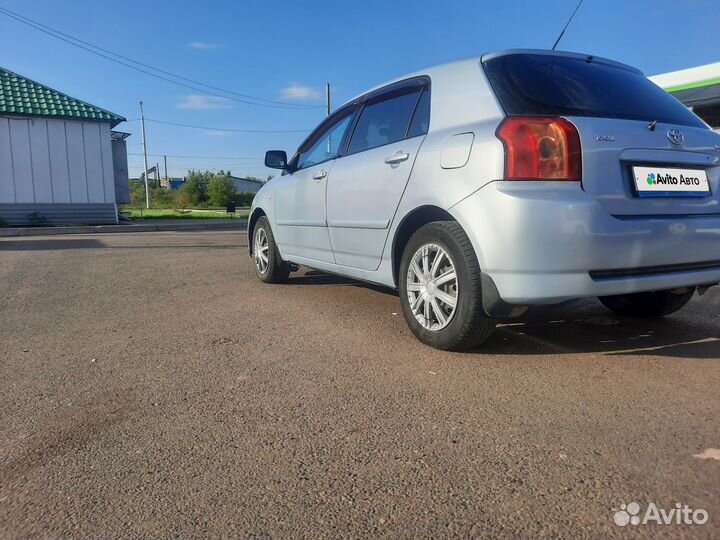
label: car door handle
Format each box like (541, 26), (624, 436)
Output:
(312, 170), (327, 181)
(384, 151), (409, 165)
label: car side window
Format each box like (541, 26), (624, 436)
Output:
(407, 88), (430, 138)
(296, 107), (355, 170)
(347, 86), (423, 155)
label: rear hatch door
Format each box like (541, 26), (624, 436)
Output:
(482, 50), (720, 216)
(570, 117), (719, 216)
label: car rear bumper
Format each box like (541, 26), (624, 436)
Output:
(452, 181), (720, 305)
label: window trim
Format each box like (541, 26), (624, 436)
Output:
(405, 86), (431, 139)
(342, 76), (431, 158)
(287, 76), (432, 171)
(289, 102), (359, 172)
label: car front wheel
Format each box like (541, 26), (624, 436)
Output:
(398, 221), (496, 351)
(252, 216), (290, 283)
(598, 288), (696, 318)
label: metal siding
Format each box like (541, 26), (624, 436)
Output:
(0, 117), (15, 203)
(47, 120), (71, 203)
(65, 121), (88, 203)
(111, 139), (130, 204)
(28, 119), (53, 203)
(0, 203), (116, 225)
(99, 124), (115, 203)
(9, 118), (34, 202)
(83, 122), (104, 203)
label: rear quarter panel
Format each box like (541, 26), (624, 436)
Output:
(379, 59), (506, 275)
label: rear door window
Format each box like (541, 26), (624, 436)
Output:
(407, 88), (431, 138)
(483, 54), (706, 128)
(347, 86), (424, 155)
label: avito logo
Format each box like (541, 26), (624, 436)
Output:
(645, 171), (701, 187)
(613, 501), (709, 527)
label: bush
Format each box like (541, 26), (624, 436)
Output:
(130, 181), (146, 207)
(175, 192), (190, 210)
(207, 176), (236, 207)
(149, 188), (176, 209)
(234, 191), (256, 207)
(180, 174), (208, 206)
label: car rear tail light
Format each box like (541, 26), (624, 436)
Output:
(496, 117), (581, 181)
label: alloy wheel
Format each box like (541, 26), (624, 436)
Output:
(254, 227), (269, 274)
(405, 243), (458, 331)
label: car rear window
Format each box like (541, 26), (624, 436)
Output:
(483, 54), (706, 129)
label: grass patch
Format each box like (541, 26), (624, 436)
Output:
(119, 208), (248, 220)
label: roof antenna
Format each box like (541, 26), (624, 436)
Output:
(551, 0), (584, 51)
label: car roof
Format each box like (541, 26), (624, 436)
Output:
(345, 49), (642, 105)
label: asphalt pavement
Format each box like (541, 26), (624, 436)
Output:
(1, 231), (718, 539)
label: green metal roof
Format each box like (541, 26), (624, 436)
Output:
(0, 67), (126, 127)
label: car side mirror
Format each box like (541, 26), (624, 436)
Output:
(265, 150), (288, 170)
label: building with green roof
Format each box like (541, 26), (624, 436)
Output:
(650, 62), (720, 132)
(0, 67), (129, 225)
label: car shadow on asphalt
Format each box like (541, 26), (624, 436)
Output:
(286, 270), (399, 296)
(481, 300), (720, 360)
(290, 270), (719, 360)
(0, 238), (241, 251)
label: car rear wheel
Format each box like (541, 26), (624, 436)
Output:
(253, 216), (290, 283)
(598, 288), (695, 318)
(399, 221), (496, 351)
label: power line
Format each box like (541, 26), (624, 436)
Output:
(136, 118), (310, 134)
(0, 7), (323, 111)
(128, 152), (262, 160)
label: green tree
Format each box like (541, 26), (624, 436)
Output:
(207, 175), (236, 207)
(180, 170), (211, 205)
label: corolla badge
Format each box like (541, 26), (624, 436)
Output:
(667, 128), (684, 145)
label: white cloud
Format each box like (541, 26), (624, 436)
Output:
(279, 83), (322, 101)
(177, 95), (233, 110)
(204, 130), (233, 137)
(189, 41), (219, 50)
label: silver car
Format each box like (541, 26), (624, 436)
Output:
(250, 49), (720, 350)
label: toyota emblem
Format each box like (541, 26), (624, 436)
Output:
(667, 128), (684, 145)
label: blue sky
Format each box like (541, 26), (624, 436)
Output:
(1, 0), (718, 178)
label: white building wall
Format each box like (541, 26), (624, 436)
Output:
(47, 121), (71, 202)
(0, 118), (15, 201)
(0, 116), (116, 205)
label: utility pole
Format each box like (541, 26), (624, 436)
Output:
(325, 82), (331, 116)
(156, 162), (160, 184)
(326, 83), (332, 154)
(139, 101), (150, 208)
(164, 155), (168, 183)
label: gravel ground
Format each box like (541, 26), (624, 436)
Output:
(1, 230), (718, 539)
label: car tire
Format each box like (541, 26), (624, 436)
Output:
(252, 216), (290, 283)
(399, 221), (497, 351)
(598, 288), (695, 318)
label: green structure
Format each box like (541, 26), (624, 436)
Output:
(650, 63), (720, 130)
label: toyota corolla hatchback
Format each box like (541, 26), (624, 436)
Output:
(250, 49), (720, 350)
